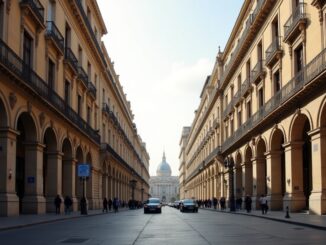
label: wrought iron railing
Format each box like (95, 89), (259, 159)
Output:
(74, 0), (106, 66)
(20, 0), (44, 25)
(0, 38), (100, 143)
(77, 66), (88, 87)
(88, 82), (97, 98)
(251, 60), (265, 83)
(265, 36), (282, 65)
(284, 3), (307, 40)
(222, 48), (326, 152)
(64, 47), (78, 72)
(46, 21), (64, 52)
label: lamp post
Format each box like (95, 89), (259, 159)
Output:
(141, 187), (144, 203)
(129, 179), (137, 209)
(224, 156), (235, 212)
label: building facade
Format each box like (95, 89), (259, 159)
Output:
(181, 0), (326, 215)
(179, 127), (190, 200)
(149, 153), (179, 203)
(0, 0), (149, 217)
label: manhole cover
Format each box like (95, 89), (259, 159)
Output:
(61, 238), (89, 243)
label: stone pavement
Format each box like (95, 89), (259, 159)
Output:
(0, 208), (129, 231)
(201, 207), (326, 230)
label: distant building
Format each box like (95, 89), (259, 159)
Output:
(149, 153), (179, 202)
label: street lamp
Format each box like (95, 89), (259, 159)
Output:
(129, 179), (137, 209)
(224, 156), (235, 212)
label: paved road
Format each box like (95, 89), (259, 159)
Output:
(0, 207), (325, 245)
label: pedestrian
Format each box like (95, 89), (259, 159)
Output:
(80, 197), (87, 215)
(64, 195), (72, 215)
(108, 198), (112, 211)
(220, 197), (226, 210)
(213, 197), (218, 209)
(245, 195), (252, 213)
(54, 194), (62, 214)
(103, 197), (108, 213)
(259, 194), (268, 214)
(113, 197), (119, 212)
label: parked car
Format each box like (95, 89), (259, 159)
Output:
(173, 200), (181, 209)
(180, 199), (198, 213)
(144, 198), (162, 214)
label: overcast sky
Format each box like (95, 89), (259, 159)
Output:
(97, 0), (243, 176)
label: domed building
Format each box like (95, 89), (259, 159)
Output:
(149, 153), (179, 203)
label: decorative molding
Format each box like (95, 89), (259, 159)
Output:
(8, 92), (17, 109)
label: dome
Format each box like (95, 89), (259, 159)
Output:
(156, 152), (172, 177)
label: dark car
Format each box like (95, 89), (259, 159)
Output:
(180, 199), (198, 213)
(144, 198), (162, 214)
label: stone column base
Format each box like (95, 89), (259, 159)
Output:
(22, 195), (46, 214)
(268, 194), (283, 210)
(309, 192), (326, 215)
(251, 196), (259, 210)
(283, 193), (306, 212)
(0, 193), (19, 216)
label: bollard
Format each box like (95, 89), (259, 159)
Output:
(285, 206), (290, 218)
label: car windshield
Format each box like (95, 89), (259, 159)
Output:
(183, 199), (195, 204)
(148, 199), (160, 204)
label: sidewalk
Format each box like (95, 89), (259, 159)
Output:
(0, 208), (129, 231)
(201, 207), (326, 230)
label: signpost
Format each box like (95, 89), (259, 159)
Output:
(78, 164), (90, 215)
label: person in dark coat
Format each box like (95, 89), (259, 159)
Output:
(54, 195), (62, 214)
(245, 195), (252, 213)
(108, 198), (113, 211)
(103, 197), (108, 213)
(64, 196), (72, 214)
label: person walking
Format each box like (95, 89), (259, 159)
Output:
(54, 195), (62, 214)
(245, 195), (252, 213)
(103, 197), (108, 213)
(64, 196), (72, 215)
(259, 194), (268, 214)
(108, 198), (112, 211)
(113, 197), (119, 213)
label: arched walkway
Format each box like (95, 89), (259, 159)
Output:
(243, 147), (253, 197)
(254, 138), (267, 209)
(235, 152), (243, 200)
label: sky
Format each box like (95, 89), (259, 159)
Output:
(97, 0), (243, 176)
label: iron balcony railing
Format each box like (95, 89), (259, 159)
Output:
(20, 0), (44, 25)
(88, 82), (97, 98)
(46, 21), (64, 53)
(77, 66), (89, 88)
(265, 36), (282, 66)
(251, 60), (265, 83)
(74, 0), (106, 66)
(64, 47), (78, 73)
(284, 3), (307, 41)
(0, 38), (100, 143)
(222, 47), (326, 152)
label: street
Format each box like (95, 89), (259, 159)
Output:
(0, 207), (325, 245)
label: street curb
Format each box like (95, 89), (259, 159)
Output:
(0, 209), (130, 232)
(200, 208), (326, 231)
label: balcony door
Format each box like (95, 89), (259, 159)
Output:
(23, 31), (33, 69)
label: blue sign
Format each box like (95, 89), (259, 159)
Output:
(78, 164), (90, 177)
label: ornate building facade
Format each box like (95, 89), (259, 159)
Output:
(149, 153), (179, 203)
(0, 0), (149, 216)
(181, 0), (326, 215)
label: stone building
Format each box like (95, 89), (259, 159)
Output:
(0, 0), (149, 216)
(149, 153), (179, 203)
(181, 0), (326, 215)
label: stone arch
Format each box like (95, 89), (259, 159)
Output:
(243, 146), (253, 197)
(318, 96), (326, 128)
(62, 138), (73, 201)
(289, 112), (312, 211)
(235, 151), (243, 199)
(256, 137), (267, 198)
(15, 111), (39, 214)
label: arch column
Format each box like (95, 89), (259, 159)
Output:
(242, 161), (253, 197)
(102, 172), (108, 199)
(0, 128), (19, 216)
(283, 142), (306, 212)
(235, 166), (242, 199)
(265, 151), (283, 210)
(308, 128), (326, 214)
(252, 157), (266, 209)
(45, 151), (63, 213)
(23, 142), (46, 214)
(62, 157), (77, 211)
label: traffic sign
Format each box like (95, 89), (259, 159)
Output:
(78, 164), (90, 177)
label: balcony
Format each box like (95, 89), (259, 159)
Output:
(64, 47), (78, 74)
(223, 99), (235, 119)
(240, 77), (252, 98)
(20, 0), (45, 29)
(77, 66), (88, 88)
(0, 38), (100, 143)
(284, 3), (307, 44)
(222, 47), (326, 153)
(265, 37), (283, 68)
(88, 82), (97, 99)
(45, 21), (64, 55)
(250, 60), (266, 84)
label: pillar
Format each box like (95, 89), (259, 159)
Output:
(62, 158), (78, 211)
(252, 157), (266, 209)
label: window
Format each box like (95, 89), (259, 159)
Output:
(102, 89), (105, 104)
(272, 16), (279, 40)
(237, 74), (241, 92)
(65, 23), (71, 48)
(294, 45), (303, 74)
(225, 124), (229, 138)
(64, 80), (71, 105)
(237, 109), (242, 127)
(246, 59), (251, 79)
(78, 46), (83, 66)
(47, 0), (56, 21)
(87, 7), (92, 25)
(225, 94), (228, 107)
(273, 70), (281, 94)
(23, 31), (33, 68)
(87, 106), (91, 124)
(258, 88), (264, 108)
(246, 100), (252, 119)
(257, 42), (262, 62)
(230, 118), (234, 135)
(102, 123), (106, 141)
(87, 62), (91, 81)
(48, 59), (55, 89)
(77, 95), (82, 116)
